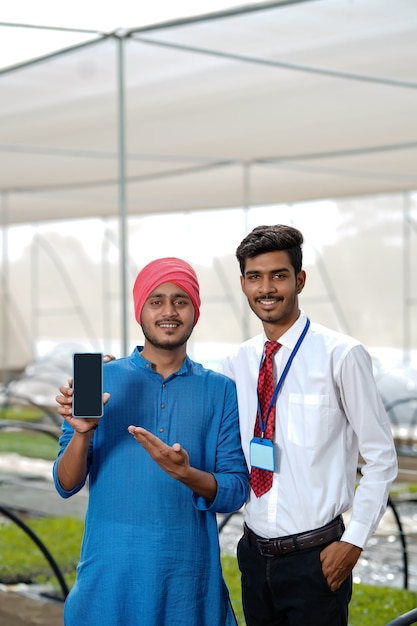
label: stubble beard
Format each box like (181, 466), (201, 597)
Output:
(141, 321), (194, 351)
(250, 293), (298, 326)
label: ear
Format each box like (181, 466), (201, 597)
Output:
(296, 270), (306, 294)
(240, 274), (246, 295)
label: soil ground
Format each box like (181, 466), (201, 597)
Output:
(0, 591), (63, 625)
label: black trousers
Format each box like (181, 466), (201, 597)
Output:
(237, 533), (352, 626)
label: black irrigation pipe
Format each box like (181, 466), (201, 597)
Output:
(0, 505), (69, 600)
(385, 607), (417, 626)
(387, 495), (409, 590)
(218, 511), (237, 534)
(0, 420), (66, 598)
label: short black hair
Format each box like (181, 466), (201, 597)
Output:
(236, 224), (303, 275)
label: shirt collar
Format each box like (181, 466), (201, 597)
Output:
(262, 309), (307, 351)
(132, 346), (191, 377)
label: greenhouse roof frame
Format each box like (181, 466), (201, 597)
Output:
(1, 0), (417, 357)
(0, 0), (416, 227)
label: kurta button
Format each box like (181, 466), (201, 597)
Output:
(162, 383), (166, 388)
(159, 428), (164, 433)
(161, 404), (165, 408)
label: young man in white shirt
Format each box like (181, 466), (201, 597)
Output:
(221, 224), (398, 626)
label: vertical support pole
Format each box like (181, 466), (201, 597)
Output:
(102, 219), (112, 356)
(403, 192), (411, 366)
(1, 193), (9, 386)
(117, 35), (128, 356)
(31, 229), (39, 359)
(242, 163), (250, 341)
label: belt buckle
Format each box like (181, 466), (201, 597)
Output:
(258, 538), (284, 557)
(257, 539), (276, 557)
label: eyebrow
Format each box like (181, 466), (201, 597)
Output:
(147, 291), (191, 299)
(244, 267), (290, 276)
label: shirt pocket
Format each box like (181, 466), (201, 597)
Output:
(287, 393), (330, 448)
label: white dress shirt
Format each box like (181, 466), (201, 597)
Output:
(220, 310), (398, 549)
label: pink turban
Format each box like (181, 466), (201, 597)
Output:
(133, 257), (201, 326)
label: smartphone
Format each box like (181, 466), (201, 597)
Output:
(72, 353), (103, 418)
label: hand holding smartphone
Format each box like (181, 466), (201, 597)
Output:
(73, 353), (104, 418)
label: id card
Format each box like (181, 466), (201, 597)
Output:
(250, 437), (275, 471)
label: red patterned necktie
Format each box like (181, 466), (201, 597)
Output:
(250, 340), (281, 498)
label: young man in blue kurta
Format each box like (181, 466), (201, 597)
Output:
(53, 257), (248, 626)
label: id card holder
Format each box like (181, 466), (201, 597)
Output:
(250, 437), (275, 471)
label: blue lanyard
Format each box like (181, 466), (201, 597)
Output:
(257, 317), (310, 435)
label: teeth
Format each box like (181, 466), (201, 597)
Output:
(159, 323), (178, 328)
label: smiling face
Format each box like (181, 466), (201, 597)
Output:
(140, 282), (195, 351)
(240, 250), (306, 340)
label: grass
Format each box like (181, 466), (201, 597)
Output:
(348, 584), (417, 626)
(0, 406), (60, 460)
(221, 554), (244, 623)
(0, 516), (81, 587)
(0, 406), (47, 423)
(0, 432), (59, 460)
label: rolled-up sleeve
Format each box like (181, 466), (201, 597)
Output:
(193, 378), (249, 514)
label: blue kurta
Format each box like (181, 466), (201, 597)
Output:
(53, 348), (248, 626)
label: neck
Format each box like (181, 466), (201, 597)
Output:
(263, 309), (301, 341)
(140, 344), (187, 378)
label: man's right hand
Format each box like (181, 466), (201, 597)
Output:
(56, 379), (109, 433)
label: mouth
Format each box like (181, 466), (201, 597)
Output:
(157, 321), (181, 329)
(256, 297), (282, 306)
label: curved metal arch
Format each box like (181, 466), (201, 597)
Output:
(0, 505), (69, 600)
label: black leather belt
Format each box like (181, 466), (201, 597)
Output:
(244, 516), (344, 557)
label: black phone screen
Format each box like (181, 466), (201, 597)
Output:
(73, 353), (103, 418)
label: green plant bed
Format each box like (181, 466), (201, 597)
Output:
(0, 515), (82, 587)
(391, 482), (417, 498)
(0, 407), (46, 422)
(348, 583), (417, 626)
(0, 514), (416, 625)
(0, 432), (59, 460)
(221, 554), (244, 623)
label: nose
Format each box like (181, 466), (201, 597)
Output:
(161, 300), (179, 316)
(258, 276), (276, 294)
